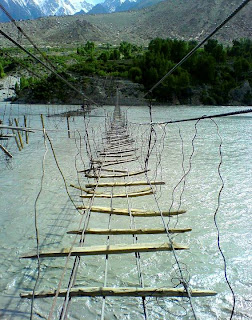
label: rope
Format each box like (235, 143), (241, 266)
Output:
(210, 118), (236, 319)
(30, 127), (48, 320)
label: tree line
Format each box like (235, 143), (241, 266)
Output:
(2, 38), (251, 105)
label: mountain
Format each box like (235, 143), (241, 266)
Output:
(0, 0), (164, 22)
(0, 0), (251, 46)
(86, 0), (164, 15)
(0, 0), (94, 22)
(38, 0), (93, 16)
(0, 0), (44, 22)
(88, 3), (109, 14)
(101, 0), (138, 13)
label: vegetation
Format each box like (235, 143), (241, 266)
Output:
(2, 38), (251, 105)
(131, 38), (252, 104)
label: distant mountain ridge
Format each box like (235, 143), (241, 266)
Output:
(0, 0), (251, 46)
(0, 0), (43, 22)
(0, 0), (94, 22)
(0, 0), (166, 22)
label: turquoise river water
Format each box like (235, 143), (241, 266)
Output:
(0, 102), (251, 319)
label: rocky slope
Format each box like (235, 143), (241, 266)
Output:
(0, 0), (251, 46)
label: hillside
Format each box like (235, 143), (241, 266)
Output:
(0, 0), (251, 47)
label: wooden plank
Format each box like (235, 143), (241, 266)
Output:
(76, 205), (186, 217)
(67, 227), (192, 235)
(72, 185), (152, 194)
(99, 149), (137, 155)
(0, 144), (13, 158)
(21, 242), (188, 259)
(80, 189), (154, 198)
(100, 168), (130, 173)
(91, 158), (139, 167)
(98, 154), (135, 158)
(72, 185), (153, 196)
(108, 142), (133, 148)
(0, 125), (34, 132)
(101, 158), (139, 167)
(85, 181), (165, 188)
(78, 168), (129, 174)
(0, 134), (15, 138)
(93, 156), (137, 163)
(20, 286), (217, 299)
(85, 169), (148, 178)
(103, 135), (130, 140)
(108, 140), (133, 145)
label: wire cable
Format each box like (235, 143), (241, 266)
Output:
(30, 126), (48, 320)
(210, 118), (236, 319)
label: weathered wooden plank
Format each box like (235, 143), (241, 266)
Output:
(108, 142), (133, 148)
(103, 135), (130, 140)
(67, 227), (192, 235)
(100, 168), (130, 173)
(0, 125), (34, 132)
(21, 242), (188, 259)
(98, 154), (135, 158)
(78, 168), (130, 174)
(0, 144), (13, 158)
(85, 169), (148, 178)
(85, 181), (165, 188)
(102, 158), (139, 167)
(92, 156), (137, 163)
(99, 149), (137, 155)
(90, 158), (138, 167)
(78, 186), (151, 194)
(20, 286), (217, 299)
(80, 189), (154, 198)
(76, 205), (186, 217)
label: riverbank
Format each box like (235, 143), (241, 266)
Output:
(1, 75), (251, 107)
(0, 75), (19, 102)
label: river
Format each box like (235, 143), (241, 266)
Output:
(0, 102), (251, 319)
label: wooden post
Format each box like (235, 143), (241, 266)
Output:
(40, 114), (45, 131)
(9, 119), (21, 151)
(14, 118), (24, 149)
(24, 115), (29, 144)
(67, 116), (70, 138)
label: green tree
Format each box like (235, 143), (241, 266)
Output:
(110, 49), (120, 60)
(98, 52), (109, 63)
(233, 57), (250, 78)
(193, 53), (216, 84)
(84, 41), (95, 53)
(129, 67), (142, 82)
(204, 39), (226, 62)
(0, 63), (5, 78)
